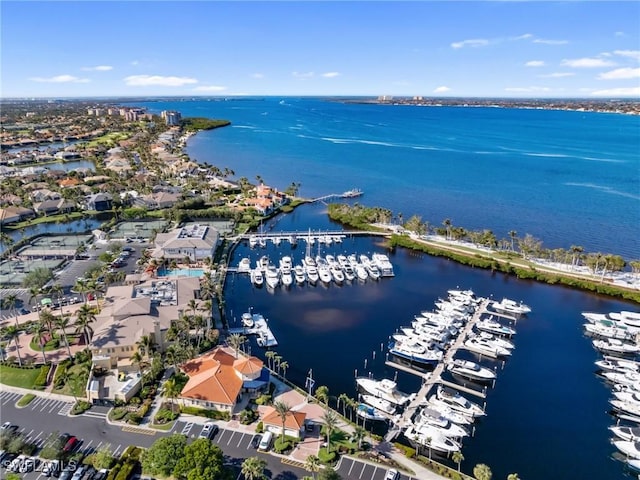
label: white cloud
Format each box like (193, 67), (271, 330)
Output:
(321, 72), (340, 78)
(292, 71), (314, 79)
(433, 86), (451, 94)
(590, 86), (640, 96)
(130, 60), (139, 66)
(598, 67), (640, 80)
(615, 31), (625, 37)
(450, 39), (489, 49)
(613, 50), (640, 60)
(561, 57), (616, 68)
(124, 75), (198, 87)
(29, 74), (90, 83)
(525, 60), (545, 67)
(513, 33), (533, 41)
(81, 65), (113, 72)
(533, 38), (569, 45)
(538, 72), (575, 78)
(193, 85), (227, 92)
(251, 73), (264, 79)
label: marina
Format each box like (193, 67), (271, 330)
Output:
(228, 310), (278, 348)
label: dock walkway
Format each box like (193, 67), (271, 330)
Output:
(228, 315), (278, 347)
(384, 298), (489, 442)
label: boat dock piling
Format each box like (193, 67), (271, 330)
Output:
(384, 298), (490, 442)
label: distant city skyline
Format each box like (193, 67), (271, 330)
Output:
(2, 1), (639, 99)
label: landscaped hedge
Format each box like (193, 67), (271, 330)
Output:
(17, 393), (35, 407)
(34, 365), (51, 389)
(180, 405), (231, 421)
(71, 400), (92, 415)
(106, 445), (142, 480)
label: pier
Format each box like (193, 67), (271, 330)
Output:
(384, 298), (490, 442)
(228, 314), (278, 347)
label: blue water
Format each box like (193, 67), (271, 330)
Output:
(224, 203), (636, 480)
(157, 268), (204, 278)
(133, 97), (640, 260)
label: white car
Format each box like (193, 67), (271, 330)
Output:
(8, 454), (26, 472)
(43, 459), (61, 477)
(385, 468), (399, 480)
(19, 456), (37, 473)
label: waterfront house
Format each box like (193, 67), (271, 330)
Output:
(0, 206), (35, 225)
(260, 406), (307, 439)
(30, 188), (61, 203)
(33, 198), (75, 216)
(151, 224), (220, 262)
(137, 191), (181, 210)
(178, 347), (269, 413)
(85, 192), (113, 211)
(244, 184), (289, 215)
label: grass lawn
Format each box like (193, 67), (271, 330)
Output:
(17, 393), (36, 407)
(52, 362), (90, 397)
(0, 365), (41, 389)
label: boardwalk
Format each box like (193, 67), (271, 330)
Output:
(385, 298), (489, 441)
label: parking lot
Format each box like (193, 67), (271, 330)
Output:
(336, 457), (418, 480)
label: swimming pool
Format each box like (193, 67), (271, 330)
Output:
(157, 268), (205, 278)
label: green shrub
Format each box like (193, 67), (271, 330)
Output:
(34, 364), (51, 389)
(254, 394), (271, 405)
(239, 408), (258, 425)
(71, 400), (92, 415)
(255, 421), (264, 433)
(318, 447), (336, 464)
(154, 408), (178, 424)
(110, 407), (128, 421)
(273, 437), (291, 453)
(17, 393), (35, 407)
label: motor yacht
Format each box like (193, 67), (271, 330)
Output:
(490, 298), (531, 317)
(584, 321), (636, 340)
(238, 257), (252, 273)
(371, 253), (395, 277)
(250, 268), (264, 286)
(330, 265), (345, 284)
(294, 265), (306, 284)
(342, 263), (356, 282)
(388, 339), (443, 366)
(361, 394), (396, 415)
(471, 331), (515, 350)
(476, 317), (516, 336)
(355, 377), (411, 406)
(613, 390), (640, 405)
(447, 359), (497, 382)
(602, 370), (640, 387)
(355, 263), (369, 281)
(404, 426), (462, 454)
(432, 387), (485, 417)
(613, 440), (640, 459)
(611, 399), (640, 417)
(241, 312), (254, 327)
(593, 338), (640, 356)
(595, 356), (640, 373)
(356, 404), (387, 422)
(414, 408), (469, 438)
(464, 336), (512, 357)
(422, 401), (475, 426)
(256, 255), (270, 271)
(305, 264), (319, 284)
(365, 263), (381, 280)
(610, 425), (640, 442)
(279, 256), (293, 287)
(265, 265), (280, 289)
(337, 254), (349, 268)
(249, 235), (258, 248)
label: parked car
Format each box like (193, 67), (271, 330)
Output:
(93, 469), (109, 480)
(250, 434), (262, 449)
(0, 422), (18, 432)
(59, 464), (75, 480)
(63, 435), (78, 452)
(385, 468), (399, 480)
(43, 459), (61, 477)
(19, 456), (38, 473)
(199, 422), (218, 440)
(71, 465), (86, 480)
(8, 454), (27, 472)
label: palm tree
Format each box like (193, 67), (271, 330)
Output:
(279, 360), (289, 379)
(3, 294), (19, 328)
(274, 355), (282, 374)
(508, 230), (518, 252)
(443, 218), (452, 240)
(55, 315), (73, 359)
(337, 393), (349, 417)
(352, 426), (366, 450)
(265, 350), (276, 370)
(473, 463), (493, 480)
(346, 397), (358, 422)
(452, 451), (464, 473)
(75, 304), (96, 346)
(73, 278), (90, 304)
(227, 333), (246, 358)
(315, 385), (329, 405)
(241, 457), (267, 480)
(39, 308), (56, 334)
(273, 400), (292, 445)
(137, 334), (155, 361)
(34, 321), (49, 364)
(305, 454), (321, 480)
(321, 409), (339, 453)
(163, 377), (181, 414)
(4, 325), (23, 366)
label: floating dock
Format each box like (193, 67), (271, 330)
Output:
(228, 314), (278, 348)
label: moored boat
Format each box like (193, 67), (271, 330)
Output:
(447, 358), (497, 382)
(356, 403), (387, 422)
(356, 377), (411, 406)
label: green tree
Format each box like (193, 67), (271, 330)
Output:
(33, 321), (49, 364)
(241, 456), (267, 480)
(75, 304), (96, 346)
(163, 377), (181, 414)
(305, 454), (321, 480)
(172, 438), (226, 480)
(473, 463), (493, 480)
(321, 409), (339, 453)
(352, 426), (366, 450)
(452, 450), (464, 473)
(318, 469), (343, 480)
(315, 385), (329, 405)
(4, 325), (23, 366)
(92, 445), (114, 469)
(141, 434), (187, 477)
(227, 333), (246, 358)
(55, 315), (74, 359)
(273, 400), (292, 444)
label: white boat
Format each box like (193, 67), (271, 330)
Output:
(388, 340), (443, 366)
(272, 236), (282, 246)
(627, 458), (640, 473)
(355, 263), (368, 281)
(611, 399), (640, 417)
(250, 268), (264, 286)
(238, 257), (252, 273)
(366, 263), (381, 280)
(361, 394), (396, 415)
(249, 235), (258, 248)
(582, 311), (614, 323)
(371, 253), (395, 277)
(256, 255), (270, 271)
(613, 440), (640, 459)
(355, 377), (411, 406)
(342, 264), (356, 282)
(447, 359), (496, 382)
(610, 425), (640, 442)
(593, 338), (640, 356)
(288, 234), (297, 245)
(490, 298), (531, 317)
(305, 264), (319, 284)
(330, 265), (345, 284)
(318, 264), (332, 284)
(293, 265), (306, 284)
(620, 311), (640, 328)
(464, 336), (512, 357)
(471, 331), (515, 350)
(448, 289), (476, 302)
(476, 317), (516, 336)
(613, 390), (640, 404)
(356, 403), (387, 422)
(422, 401), (475, 426)
(602, 370), (640, 387)
(584, 321), (636, 340)
(433, 387), (485, 417)
(303, 256), (316, 268)
(279, 256), (293, 287)
(325, 254), (339, 268)
(595, 356), (640, 373)
(241, 312), (254, 327)
(414, 408), (469, 438)
(404, 425), (461, 454)
(337, 255), (349, 268)
(265, 265), (280, 289)
(347, 254), (359, 268)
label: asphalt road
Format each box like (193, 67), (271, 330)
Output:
(0, 389), (420, 480)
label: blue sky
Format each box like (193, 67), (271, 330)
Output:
(2, 1), (639, 98)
